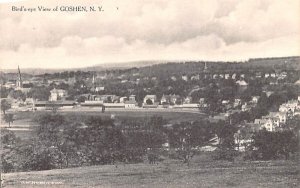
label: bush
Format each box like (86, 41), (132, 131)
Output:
(212, 148), (239, 161)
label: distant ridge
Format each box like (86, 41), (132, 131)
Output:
(1, 56), (299, 74)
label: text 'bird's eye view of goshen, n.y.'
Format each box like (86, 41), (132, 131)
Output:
(0, 0), (300, 188)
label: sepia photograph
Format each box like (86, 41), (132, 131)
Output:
(0, 0), (299, 187)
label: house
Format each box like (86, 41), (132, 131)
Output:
(160, 94), (170, 104)
(124, 101), (138, 108)
(225, 74), (230, 79)
(181, 103), (199, 109)
(199, 98), (208, 108)
(143, 95), (157, 105)
(255, 72), (262, 78)
(279, 100), (298, 114)
(270, 73), (276, 78)
(213, 74), (218, 79)
(209, 113), (230, 122)
(278, 72), (287, 79)
(199, 98), (205, 104)
(129, 95), (136, 101)
(49, 89), (68, 101)
(103, 103), (125, 108)
(67, 77), (76, 85)
(235, 123), (261, 151)
(251, 96), (260, 104)
(264, 73), (270, 78)
(4, 80), (16, 88)
(95, 86), (105, 92)
(263, 118), (276, 132)
(183, 96), (192, 104)
(269, 112), (287, 125)
(221, 100), (230, 105)
(234, 98), (242, 107)
(265, 91), (274, 97)
(135, 79), (140, 84)
(236, 80), (248, 86)
(181, 75), (188, 81)
(170, 94), (181, 105)
(34, 101), (76, 110)
(232, 73), (237, 79)
(119, 97), (128, 103)
(191, 74), (200, 80)
(295, 80), (300, 85)
(24, 98), (34, 108)
(254, 118), (275, 132)
(171, 76), (177, 81)
(241, 103), (251, 112)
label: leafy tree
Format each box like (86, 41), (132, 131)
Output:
(251, 130), (298, 160)
(1, 87), (11, 98)
(77, 96), (86, 103)
(211, 120), (238, 161)
(82, 116), (126, 165)
(1, 129), (21, 172)
(146, 98), (153, 105)
(4, 114), (14, 127)
(8, 90), (26, 101)
(27, 86), (51, 101)
(1, 99), (11, 114)
(168, 120), (215, 165)
(213, 121), (237, 150)
(1, 129), (19, 148)
(35, 113), (66, 144)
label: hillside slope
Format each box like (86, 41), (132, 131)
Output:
(2, 160), (298, 188)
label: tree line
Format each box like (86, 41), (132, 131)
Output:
(1, 113), (299, 173)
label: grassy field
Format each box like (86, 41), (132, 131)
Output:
(2, 110), (206, 129)
(12, 110), (206, 123)
(1, 110), (207, 140)
(2, 158), (299, 188)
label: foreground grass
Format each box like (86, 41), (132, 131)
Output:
(2, 159), (299, 188)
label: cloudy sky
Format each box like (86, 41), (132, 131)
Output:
(0, 0), (299, 69)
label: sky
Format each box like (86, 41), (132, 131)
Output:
(0, 0), (299, 69)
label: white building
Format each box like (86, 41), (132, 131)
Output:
(143, 95), (157, 104)
(49, 89), (68, 101)
(124, 101), (138, 108)
(251, 96), (260, 104)
(181, 75), (188, 81)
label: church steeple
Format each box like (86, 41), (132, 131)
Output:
(17, 65), (23, 88)
(92, 74), (95, 85)
(204, 62), (208, 72)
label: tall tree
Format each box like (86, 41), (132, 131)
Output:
(4, 114), (14, 127)
(1, 99), (11, 114)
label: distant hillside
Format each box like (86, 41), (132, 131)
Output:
(247, 56), (300, 69)
(1, 56), (299, 75)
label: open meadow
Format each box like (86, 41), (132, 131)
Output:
(1, 110), (207, 139)
(2, 157), (299, 188)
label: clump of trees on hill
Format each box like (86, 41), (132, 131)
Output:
(1, 113), (299, 173)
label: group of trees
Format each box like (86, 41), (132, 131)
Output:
(2, 113), (299, 173)
(250, 130), (298, 160)
(1, 113), (233, 172)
